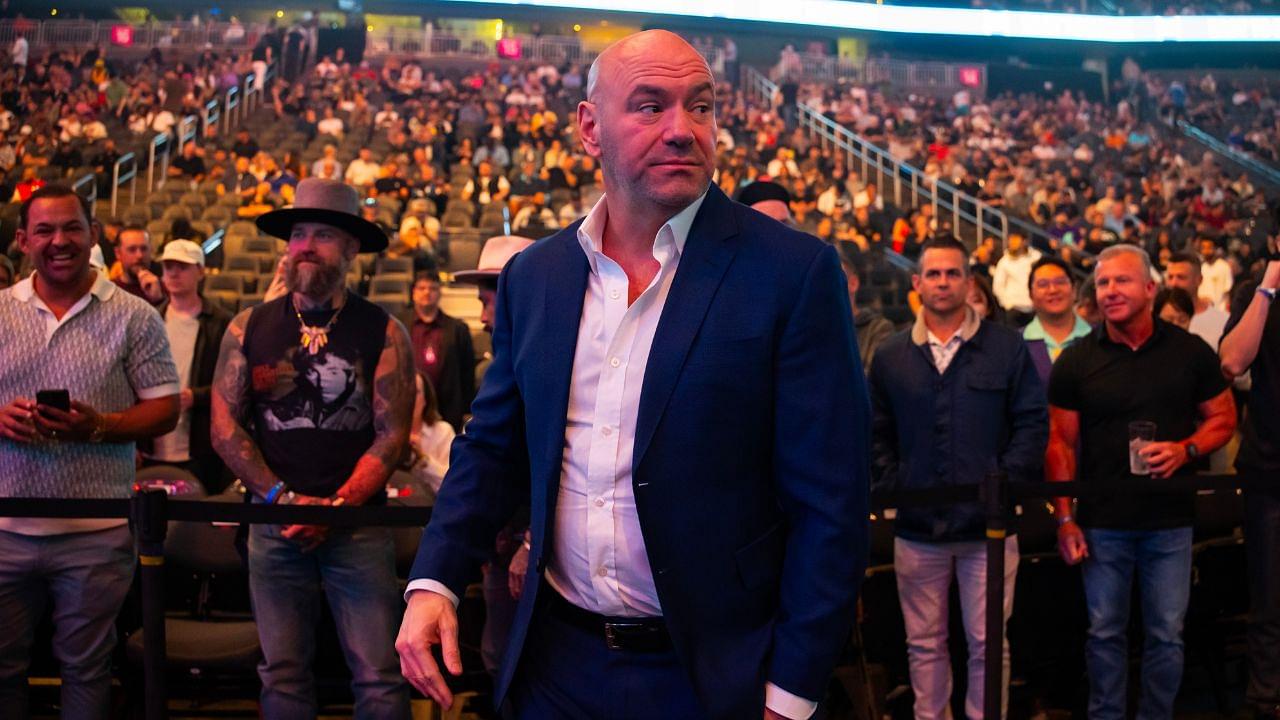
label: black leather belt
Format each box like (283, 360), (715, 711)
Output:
(547, 591), (672, 653)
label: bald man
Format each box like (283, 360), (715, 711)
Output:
(398, 31), (869, 720)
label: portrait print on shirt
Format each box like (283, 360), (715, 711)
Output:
(252, 346), (372, 432)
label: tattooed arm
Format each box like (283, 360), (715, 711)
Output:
(332, 316), (415, 506)
(210, 309), (283, 499)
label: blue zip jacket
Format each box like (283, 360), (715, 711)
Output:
(868, 311), (1047, 542)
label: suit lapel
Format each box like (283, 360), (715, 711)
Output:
(537, 224), (590, 509)
(632, 186), (741, 471)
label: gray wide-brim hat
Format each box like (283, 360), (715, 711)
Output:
(256, 177), (388, 253)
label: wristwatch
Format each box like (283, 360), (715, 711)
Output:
(1184, 442), (1200, 460)
(1258, 287), (1277, 302)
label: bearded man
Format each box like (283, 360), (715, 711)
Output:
(210, 177), (416, 718)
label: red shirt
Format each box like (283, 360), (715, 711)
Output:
(409, 313), (446, 391)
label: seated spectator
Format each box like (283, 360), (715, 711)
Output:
(168, 141), (206, 182)
(316, 105), (344, 139)
(509, 160), (547, 199)
(463, 160), (510, 206)
(344, 147), (381, 189)
(310, 144), (343, 179)
(231, 128), (259, 159)
(512, 192), (560, 234)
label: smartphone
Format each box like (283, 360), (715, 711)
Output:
(36, 389), (71, 413)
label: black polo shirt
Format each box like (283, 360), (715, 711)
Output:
(1048, 319), (1228, 530)
(1226, 281), (1280, 479)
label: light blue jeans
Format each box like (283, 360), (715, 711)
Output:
(0, 525), (135, 720)
(1081, 526), (1193, 720)
(248, 522), (409, 719)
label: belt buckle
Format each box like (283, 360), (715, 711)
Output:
(603, 622), (640, 650)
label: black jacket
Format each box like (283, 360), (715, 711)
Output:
(142, 298), (233, 478)
(397, 308), (477, 432)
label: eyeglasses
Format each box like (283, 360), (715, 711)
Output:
(1032, 277), (1073, 290)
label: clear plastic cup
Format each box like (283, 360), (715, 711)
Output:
(1128, 421), (1157, 475)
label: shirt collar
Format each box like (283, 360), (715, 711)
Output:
(575, 189), (708, 275)
(911, 305), (982, 347)
(1023, 314), (1093, 345)
(10, 270), (116, 306)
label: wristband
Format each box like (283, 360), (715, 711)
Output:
(1258, 287), (1276, 302)
(264, 481), (288, 504)
(1056, 514), (1075, 527)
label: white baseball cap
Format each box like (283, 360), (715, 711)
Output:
(159, 239), (206, 267)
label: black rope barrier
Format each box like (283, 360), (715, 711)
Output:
(0, 472), (1250, 720)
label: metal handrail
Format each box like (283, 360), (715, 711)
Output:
(202, 99), (221, 139)
(146, 132), (169, 195)
(72, 173), (97, 216)
(224, 86), (240, 134)
(1178, 120), (1280, 189)
(110, 152), (137, 216)
(745, 66), (1050, 254)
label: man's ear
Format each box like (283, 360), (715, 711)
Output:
(577, 100), (602, 160)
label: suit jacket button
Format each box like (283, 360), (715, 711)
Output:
(655, 567), (668, 577)
(535, 557), (546, 573)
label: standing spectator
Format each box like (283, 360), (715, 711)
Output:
(111, 226), (165, 305)
(1199, 236), (1234, 309)
(1047, 245), (1236, 720)
(841, 253), (894, 374)
(1221, 254), (1280, 720)
(397, 271), (476, 433)
(0, 256), (14, 290)
(1023, 256), (1093, 386)
(1165, 251), (1230, 348)
(10, 32), (27, 80)
(870, 237), (1046, 720)
(142, 241), (233, 492)
(409, 372), (454, 496)
(210, 179), (414, 717)
(0, 186), (179, 719)
(992, 233), (1041, 324)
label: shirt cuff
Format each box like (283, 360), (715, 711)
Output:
(766, 682), (817, 720)
(404, 578), (459, 607)
(136, 382), (181, 400)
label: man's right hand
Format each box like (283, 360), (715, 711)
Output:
(396, 590), (463, 709)
(0, 398), (38, 443)
(1057, 520), (1089, 565)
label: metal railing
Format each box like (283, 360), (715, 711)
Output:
(745, 67), (1021, 250)
(0, 19), (267, 52)
(224, 86), (241, 134)
(1178, 120), (1280, 189)
(365, 28), (725, 75)
(778, 53), (987, 98)
(72, 173), (97, 216)
(146, 133), (170, 197)
(110, 152), (138, 216)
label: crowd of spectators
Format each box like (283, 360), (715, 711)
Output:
(3, 28), (1280, 719)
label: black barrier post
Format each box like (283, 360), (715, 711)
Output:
(981, 471), (1007, 720)
(131, 489), (169, 720)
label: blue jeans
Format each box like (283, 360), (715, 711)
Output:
(1081, 527), (1193, 720)
(0, 525), (135, 720)
(248, 523), (409, 719)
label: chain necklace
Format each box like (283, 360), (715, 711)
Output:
(292, 291), (347, 355)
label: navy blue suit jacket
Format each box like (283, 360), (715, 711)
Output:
(410, 184), (871, 719)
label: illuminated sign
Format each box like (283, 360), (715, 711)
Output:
(110, 25), (134, 46)
(434, 0), (1280, 42)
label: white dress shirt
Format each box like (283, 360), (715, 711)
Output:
(408, 191), (815, 719)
